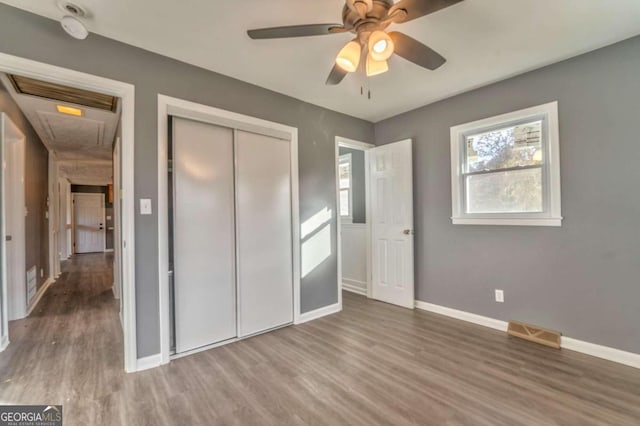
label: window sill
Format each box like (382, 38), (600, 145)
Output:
(451, 217), (562, 227)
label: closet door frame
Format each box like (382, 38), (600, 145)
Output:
(157, 95), (300, 365)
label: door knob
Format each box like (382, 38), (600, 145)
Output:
(5, 235), (11, 242)
(403, 229), (413, 235)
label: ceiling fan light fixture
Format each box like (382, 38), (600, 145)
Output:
(368, 31), (394, 61)
(366, 55), (389, 77)
(335, 40), (362, 72)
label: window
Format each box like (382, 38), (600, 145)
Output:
(338, 153), (352, 222)
(450, 102), (562, 226)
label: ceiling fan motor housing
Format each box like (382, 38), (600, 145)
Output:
(343, 0), (396, 47)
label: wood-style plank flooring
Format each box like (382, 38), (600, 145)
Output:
(1, 253), (639, 425)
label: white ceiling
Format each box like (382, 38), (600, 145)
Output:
(0, 73), (118, 185)
(4, 0), (640, 122)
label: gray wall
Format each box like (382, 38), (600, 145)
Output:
(338, 147), (366, 224)
(374, 35), (640, 354)
(71, 185), (114, 251)
(0, 80), (49, 292)
(0, 5), (374, 357)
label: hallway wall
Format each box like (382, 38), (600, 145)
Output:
(0, 79), (49, 292)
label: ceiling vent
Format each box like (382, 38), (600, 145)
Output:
(7, 74), (118, 113)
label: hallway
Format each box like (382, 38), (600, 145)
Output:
(0, 253), (122, 419)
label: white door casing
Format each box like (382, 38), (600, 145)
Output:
(113, 137), (122, 308)
(73, 193), (106, 254)
(369, 139), (414, 309)
(1, 113), (27, 324)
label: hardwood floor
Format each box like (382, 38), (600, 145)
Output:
(1, 254), (639, 425)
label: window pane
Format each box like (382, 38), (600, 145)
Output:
(466, 167), (543, 213)
(466, 120), (543, 172)
(340, 189), (350, 216)
(339, 162), (350, 189)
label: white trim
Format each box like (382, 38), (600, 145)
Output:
(296, 302), (341, 325)
(450, 101), (562, 226)
(48, 154), (59, 281)
(338, 153), (353, 223)
(157, 94), (300, 364)
(561, 337), (640, 369)
(135, 353), (162, 372)
(414, 300), (508, 332)
(0, 52), (137, 373)
(341, 223), (367, 229)
(335, 136), (374, 305)
(1, 113), (26, 327)
(452, 217), (562, 227)
(415, 300), (640, 369)
(26, 277), (54, 316)
(104, 248), (114, 253)
(336, 137), (375, 151)
(342, 280), (367, 296)
(0, 334), (9, 352)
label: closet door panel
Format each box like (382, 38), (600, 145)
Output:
(173, 118), (236, 353)
(236, 130), (293, 336)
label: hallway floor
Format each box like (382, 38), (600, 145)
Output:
(1, 254), (639, 425)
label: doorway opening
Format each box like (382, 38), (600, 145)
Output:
(0, 53), (137, 372)
(336, 137), (415, 309)
(336, 137), (373, 299)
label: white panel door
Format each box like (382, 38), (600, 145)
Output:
(236, 130), (293, 337)
(173, 118), (236, 353)
(73, 193), (105, 253)
(369, 139), (414, 309)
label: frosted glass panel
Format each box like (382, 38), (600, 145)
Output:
(466, 168), (543, 213)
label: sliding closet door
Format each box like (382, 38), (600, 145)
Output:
(173, 118), (236, 353)
(236, 130), (293, 336)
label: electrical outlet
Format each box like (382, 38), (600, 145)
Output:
(40, 268), (44, 278)
(495, 289), (504, 303)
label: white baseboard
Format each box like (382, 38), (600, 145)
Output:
(342, 279), (367, 296)
(0, 334), (9, 352)
(296, 302), (341, 325)
(27, 277), (55, 316)
(112, 285), (120, 300)
(104, 249), (114, 253)
(561, 337), (640, 369)
(415, 301), (508, 332)
(414, 300), (640, 369)
(135, 353), (162, 372)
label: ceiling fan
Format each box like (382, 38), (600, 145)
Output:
(247, 0), (464, 85)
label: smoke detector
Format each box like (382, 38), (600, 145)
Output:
(61, 15), (89, 40)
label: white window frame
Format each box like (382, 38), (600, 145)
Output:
(338, 153), (353, 224)
(450, 101), (562, 227)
